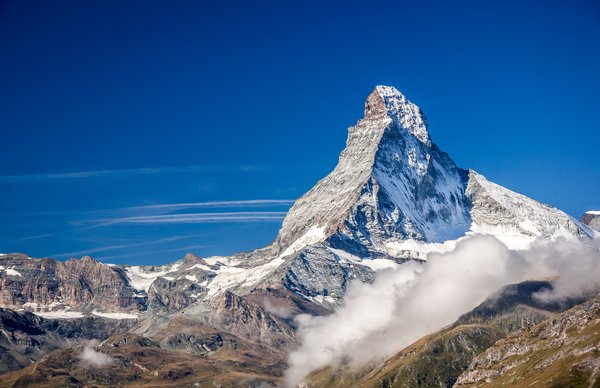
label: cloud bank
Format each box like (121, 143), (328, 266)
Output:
(285, 235), (600, 386)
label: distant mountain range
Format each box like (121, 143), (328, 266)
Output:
(1, 86), (598, 387)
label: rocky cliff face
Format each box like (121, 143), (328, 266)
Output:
(0, 254), (144, 315)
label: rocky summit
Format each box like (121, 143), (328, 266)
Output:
(0, 86), (598, 387)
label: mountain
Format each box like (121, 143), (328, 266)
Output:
(582, 211), (600, 232)
(0, 85), (596, 385)
(273, 86), (471, 258)
(276, 85), (592, 258)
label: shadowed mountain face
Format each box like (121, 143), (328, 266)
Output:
(0, 308), (136, 373)
(0, 86), (597, 386)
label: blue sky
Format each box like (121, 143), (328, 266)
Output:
(1, 0), (599, 265)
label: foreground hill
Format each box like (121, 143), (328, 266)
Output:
(456, 289), (600, 386)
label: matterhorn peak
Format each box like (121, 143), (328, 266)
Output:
(364, 85), (431, 146)
(274, 85), (470, 257)
(271, 86), (593, 262)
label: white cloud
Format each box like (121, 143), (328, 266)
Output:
(78, 347), (114, 368)
(262, 298), (294, 319)
(285, 235), (600, 387)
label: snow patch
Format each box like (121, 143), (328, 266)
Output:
(385, 239), (457, 258)
(359, 259), (401, 271)
(313, 295), (337, 305)
(186, 263), (212, 271)
(91, 311), (138, 319)
(206, 257), (286, 297)
(280, 225), (326, 258)
(183, 275), (197, 282)
(329, 247), (399, 272)
(125, 266), (169, 292)
(5, 267), (22, 277)
(34, 310), (85, 319)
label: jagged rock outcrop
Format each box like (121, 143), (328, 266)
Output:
(281, 244), (376, 305)
(0, 254), (144, 314)
(147, 277), (202, 314)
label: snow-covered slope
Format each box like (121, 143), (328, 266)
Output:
(466, 171), (595, 249)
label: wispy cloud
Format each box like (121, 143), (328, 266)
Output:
(6, 200), (293, 245)
(95, 211), (287, 226)
(126, 199), (294, 212)
(0, 164), (277, 183)
(50, 235), (190, 258)
(16, 233), (56, 241)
